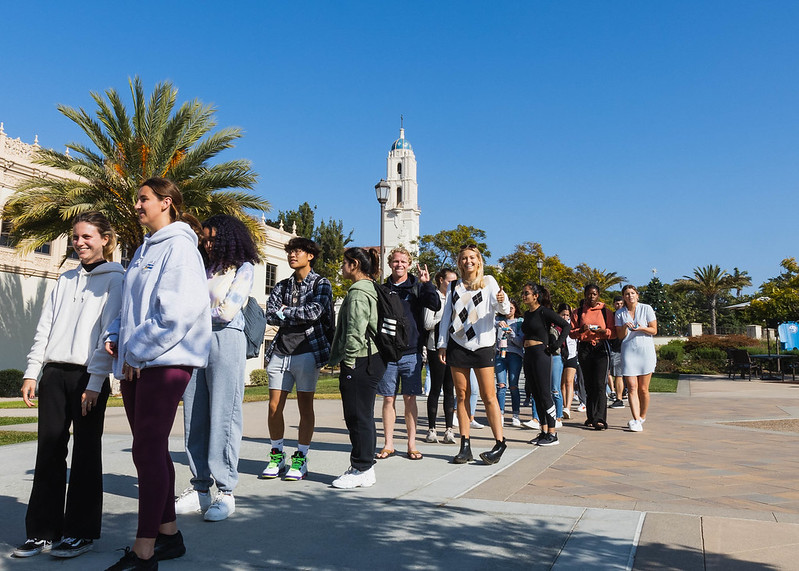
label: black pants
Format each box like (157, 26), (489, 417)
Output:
(523, 345), (556, 429)
(426, 354), (454, 429)
(339, 354), (386, 472)
(578, 342), (610, 425)
(26, 364), (110, 541)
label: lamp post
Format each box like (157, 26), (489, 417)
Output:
(536, 257), (544, 283)
(374, 179), (390, 279)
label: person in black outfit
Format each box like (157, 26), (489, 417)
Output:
(520, 283), (570, 447)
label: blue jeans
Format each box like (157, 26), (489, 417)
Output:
(495, 352), (523, 416)
(183, 323), (246, 493)
(551, 354), (564, 420)
(469, 370), (478, 417)
(378, 352), (423, 396)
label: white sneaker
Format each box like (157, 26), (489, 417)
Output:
(470, 419), (484, 429)
(511, 416), (522, 427)
(175, 487), (212, 515)
(332, 466), (376, 489)
(577, 404), (586, 412)
(640, 417), (646, 424)
(555, 419), (563, 428)
(259, 448), (286, 479)
(203, 492), (235, 521)
(523, 419), (541, 430)
(628, 419), (643, 432)
(284, 451), (308, 481)
(424, 429), (439, 443)
(562, 409), (571, 419)
(442, 428), (456, 444)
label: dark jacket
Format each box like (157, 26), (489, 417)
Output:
(383, 274), (441, 355)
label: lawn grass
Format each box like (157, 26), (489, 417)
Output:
(0, 417), (37, 426)
(243, 375), (341, 402)
(649, 373), (679, 393)
(0, 431), (38, 445)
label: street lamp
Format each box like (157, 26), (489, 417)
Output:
(536, 257), (544, 283)
(374, 179), (390, 279)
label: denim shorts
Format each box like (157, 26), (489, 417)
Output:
(267, 352), (320, 392)
(377, 352), (423, 396)
(609, 351), (623, 376)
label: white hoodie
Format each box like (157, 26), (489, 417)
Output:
(107, 221), (211, 377)
(24, 262), (125, 392)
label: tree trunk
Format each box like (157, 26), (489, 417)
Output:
(710, 295), (717, 335)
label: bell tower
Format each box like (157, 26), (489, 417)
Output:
(383, 120), (420, 259)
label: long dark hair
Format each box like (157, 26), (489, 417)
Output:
(524, 281), (552, 309)
(557, 302), (573, 320)
(343, 247), (379, 280)
(202, 214), (261, 272)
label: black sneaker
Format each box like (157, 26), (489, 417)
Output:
(538, 433), (560, 447)
(610, 399), (624, 409)
(153, 530), (186, 561)
(105, 547), (158, 570)
(51, 537), (93, 558)
(13, 538), (52, 558)
(528, 432), (546, 445)
(609, 392), (617, 402)
(622, 388), (628, 399)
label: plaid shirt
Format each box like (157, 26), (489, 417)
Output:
(264, 270), (334, 368)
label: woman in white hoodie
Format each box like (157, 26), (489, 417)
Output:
(105, 178), (211, 571)
(13, 212), (123, 560)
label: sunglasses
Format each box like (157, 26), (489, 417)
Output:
(459, 243), (478, 251)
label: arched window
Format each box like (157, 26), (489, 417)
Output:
(397, 163), (402, 175)
(396, 187), (403, 205)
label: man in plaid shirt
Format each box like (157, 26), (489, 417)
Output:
(260, 237), (334, 481)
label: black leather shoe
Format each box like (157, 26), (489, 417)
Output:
(153, 530), (185, 561)
(452, 436), (473, 464)
(479, 438), (507, 465)
(105, 547), (158, 570)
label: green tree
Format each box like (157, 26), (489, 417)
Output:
(573, 264), (626, 302)
(266, 201), (315, 238)
(638, 277), (680, 335)
(497, 242), (581, 308)
(313, 218), (353, 299)
(416, 225), (490, 271)
(729, 267), (753, 298)
(750, 258), (799, 325)
(3, 77), (269, 257)
(673, 265), (736, 335)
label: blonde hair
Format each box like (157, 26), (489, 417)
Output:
(387, 246), (412, 266)
(458, 246), (485, 290)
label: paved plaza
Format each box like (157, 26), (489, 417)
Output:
(1, 375), (798, 570)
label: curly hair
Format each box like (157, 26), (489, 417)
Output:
(202, 214), (261, 272)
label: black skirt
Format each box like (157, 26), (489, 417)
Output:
(446, 340), (495, 369)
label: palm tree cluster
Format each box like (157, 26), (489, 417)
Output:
(673, 265), (751, 335)
(3, 77), (269, 257)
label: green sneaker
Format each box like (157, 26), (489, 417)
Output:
(259, 448), (285, 479)
(284, 451), (308, 481)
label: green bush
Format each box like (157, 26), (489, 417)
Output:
(0, 369), (24, 397)
(249, 369), (268, 386)
(658, 343), (685, 362)
(691, 347), (728, 361)
(684, 334), (758, 353)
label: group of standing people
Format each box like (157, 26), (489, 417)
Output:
(13, 184), (659, 567)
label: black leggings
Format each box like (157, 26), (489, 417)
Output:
(427, 354), (454, 429)
(523, 345), (556, 429)
(578, 342), (610, 425)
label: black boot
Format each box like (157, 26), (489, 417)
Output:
(452, 436), (473, 464)
(479, 438), (507, 465)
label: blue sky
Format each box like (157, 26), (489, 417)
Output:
(2, 1), (797, 292)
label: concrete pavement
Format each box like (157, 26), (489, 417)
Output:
(1, 375), (798, 569)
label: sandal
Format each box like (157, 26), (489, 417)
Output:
(375, 448), (395, 459)
(407, 450), (423, 460)
(594, 420), (608, 431)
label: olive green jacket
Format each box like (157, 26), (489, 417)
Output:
(329, 279), (378, 368)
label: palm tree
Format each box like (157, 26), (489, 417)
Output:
(730, 267), (752, 298)
(573, 264), (626, 296)
(3, 77), (270, 257)
(673, 265), (735, 335)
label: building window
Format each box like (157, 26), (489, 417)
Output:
(121, 247), (132, 269)
(0, 219), (14, 248)
(65, 242), (80, 260)
(396, 187), (403, 206)
(34, 243), (51, 255)
(265, 263), (277, 295)
(397, 163), (402, 175)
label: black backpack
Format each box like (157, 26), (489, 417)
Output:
(242, 296), (267, 359)
(369, 280), (410, 362)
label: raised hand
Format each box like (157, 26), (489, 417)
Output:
(497, 285), (505, 304)
(417, 263), (431, 283)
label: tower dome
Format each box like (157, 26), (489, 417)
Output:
(390, 127), (412, 151)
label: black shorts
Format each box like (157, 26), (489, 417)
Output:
(446, 340), (495, 369)
(562, 356), (579, 369)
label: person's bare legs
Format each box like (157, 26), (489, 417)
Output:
(475, 367), (503, 441)
(267, 389), (289, 441)
(381, 395), (397, 451)
(614, 375), (625, 399)
(562, 367), (575, 414)
(625, 376), (641, 420)
(296, 391), (315, 446)
(404, 394), (418, 452)
(451, 367), (471, 438)
(638, 374), (652, 420)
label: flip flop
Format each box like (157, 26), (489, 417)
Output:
(375, 448), (395, 459)
(407, 450), (423, 460)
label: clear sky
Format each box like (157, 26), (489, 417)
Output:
(2, 1), (797, 292)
